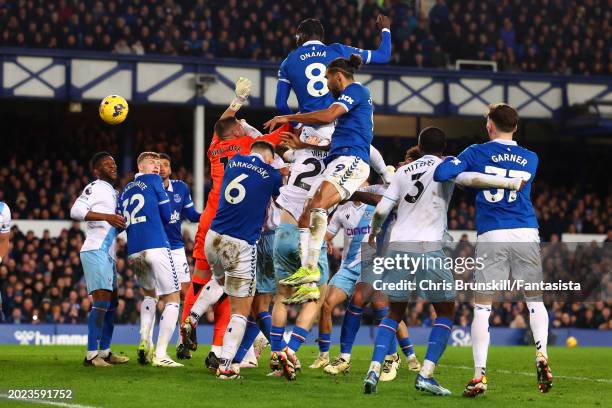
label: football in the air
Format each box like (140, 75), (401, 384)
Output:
(99, 95), (129, 125)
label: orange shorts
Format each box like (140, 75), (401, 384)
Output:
(193, 201), (218, 271)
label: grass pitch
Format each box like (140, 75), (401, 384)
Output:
(0, 345), (610, 408)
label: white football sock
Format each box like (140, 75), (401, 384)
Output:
(419, 359), (435, 378)
(340, 353), (351, 362)
(86, 350), (98, 360)
(190, 279), (224, 320)
(306, 208), (327, 269)
(155, 302), (179, 359)
(472, 303), (491, 378)
(526, 300), (549, 358)
(298, 228), (310, 267)
(98, 348), (110, 359)
(244, 345), (256, 363)
(140, 296), (157, 344)
(368, 361), (381, 376)
(211, 345), (222, 356)
(220, 314), (248, 369)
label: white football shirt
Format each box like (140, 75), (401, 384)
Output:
(327, 201), (376, 270)
(71, 179), (119, 259)
(382, 155), (454, 242)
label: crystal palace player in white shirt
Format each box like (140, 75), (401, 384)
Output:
(70, 152), (129, 367)
(363, 127), (524, 396)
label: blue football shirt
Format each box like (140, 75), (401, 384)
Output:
(120, 173), (172, 255)
(434, 139), (539, 234)
(211, 154), (283, 245)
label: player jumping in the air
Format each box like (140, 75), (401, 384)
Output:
(181, 78), (289, 365)
(121, 152), (182, 367)
(157, 153), (201, 359)
(202, 141), (283, 379)
(266, 54), (379, 380)
(363, 127), (525, 395)
(434, 104), (553, 396)
(70, 152), (129, 367)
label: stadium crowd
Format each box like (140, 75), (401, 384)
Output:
(1, 0), (610, 75)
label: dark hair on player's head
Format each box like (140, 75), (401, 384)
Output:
(404, 146), (423, 162)
(485, 103), (518, 133)
(250, 140), (275, 158)
(327, 54), (362, 78)
(90, 151), (112, 170)
(214, 116), (240, 140)
(296, 18), (324, 45)
(418, 127), (446, 155)
(158, 153), (171, 162)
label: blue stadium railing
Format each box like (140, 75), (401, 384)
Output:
(1, 47), (611, 119)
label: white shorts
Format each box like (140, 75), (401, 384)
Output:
(129, 247), (180, 296)
(276, 185), (308, 221)
(474, 228), (542, 295)
(205, 229), (257, 298)
(171, 248), (191, 284)
(300, 124), (334, 146)
(309, 155), (370, 201)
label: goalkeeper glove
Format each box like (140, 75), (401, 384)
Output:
(229, 77), (252, 111)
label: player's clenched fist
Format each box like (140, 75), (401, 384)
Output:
(376, 15), (391, 30)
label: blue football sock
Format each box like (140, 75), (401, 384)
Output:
(287, 325), (309, 353)
(373, 306), (389, 323)
(387, 332), (398, 355)
(371, 317), (398, 365)
(87, 301), (110, 353)
(318, 332), (331, 353)
(340, 303), (362, 354)
(233, 317), (261, 363)
(256, 311), (272, 341)
(270, 325), (285, 352)
(424, 317), (453, 364)
(99, 299), (117, 351)
(398, 335), (415, 357)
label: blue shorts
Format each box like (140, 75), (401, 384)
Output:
(80, 250), (117, 294)
(380, 249), (455, 303)
(256, 231), (277, 294)
(329, 266), (360, 297)
(273, 223), (329, 286)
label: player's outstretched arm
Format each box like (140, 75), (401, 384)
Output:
(220, 77), (252, 120)
(263, 104), (346, 130)
(454, 172), (525, 191)
(368, 15), (392, 64)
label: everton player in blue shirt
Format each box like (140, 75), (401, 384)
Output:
(120, 152), (183, 368)
(434, 104), (552, 396)
(183, 141), (282, 379)
(265, 55), (374, 298)
(158, 153), (201, 360)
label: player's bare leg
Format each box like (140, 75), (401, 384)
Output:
(464, 294), (493, 397)
(151, 291), (183, 367)
(312, 286), (346, 369)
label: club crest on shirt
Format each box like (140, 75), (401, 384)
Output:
(174, 194), (181, 203)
